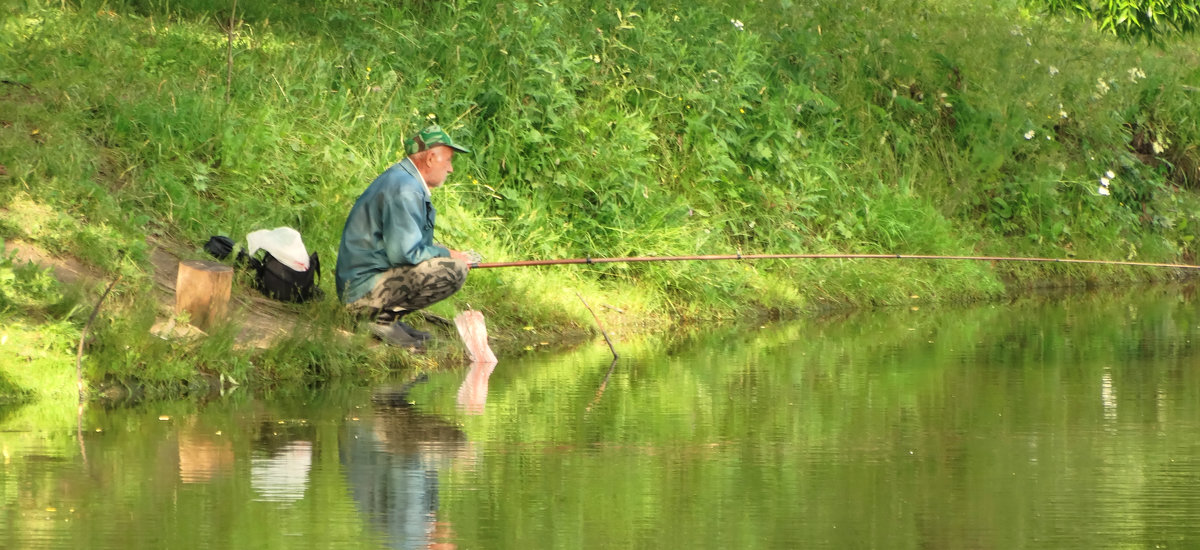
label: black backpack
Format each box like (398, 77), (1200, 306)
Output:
(246, 250), (323, 303)
(204, 235), (323, 303)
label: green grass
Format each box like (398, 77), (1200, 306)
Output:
(1, 0), (1199, 399)
(0, 319), (79, 407)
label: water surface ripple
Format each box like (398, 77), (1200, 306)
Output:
(3, 286), (1200, 548)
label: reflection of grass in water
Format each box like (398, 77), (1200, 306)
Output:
(0, 385), (382, 549)
(0, 401), (20, 427)
(416, 284), (1200, 448)
(433, 288), (1200, 549)
(0, 382), (79, 449)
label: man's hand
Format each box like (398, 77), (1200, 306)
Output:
(449, 249), (474, 268)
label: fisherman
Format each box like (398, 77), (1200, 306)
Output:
(335, 124), (473, 347)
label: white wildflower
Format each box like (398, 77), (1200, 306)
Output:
(1049, 66), (1059, 76)
(1095, 78), (1110, 97)
(1098, 186), (1111, 196)
(1128, 67), (1146, 82)
(1105, 170), (1115, 179)
(731, 19), (744, 31)
(1100, 176), (1111, 187)
(1024, 130), (1036, 140)
(1151, 135), (1170, 155)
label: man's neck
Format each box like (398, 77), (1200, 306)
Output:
(406, 157), (431, 196)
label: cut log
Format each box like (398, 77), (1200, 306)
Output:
(175, 260), (233, 331)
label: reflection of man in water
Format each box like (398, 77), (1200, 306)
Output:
(339, 384), (471, 550)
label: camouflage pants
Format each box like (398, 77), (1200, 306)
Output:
(347, 257), (467, 322)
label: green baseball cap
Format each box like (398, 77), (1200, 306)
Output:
(404, 124), (471, 155)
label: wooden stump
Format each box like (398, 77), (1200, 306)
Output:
(175, 260), (233, 331)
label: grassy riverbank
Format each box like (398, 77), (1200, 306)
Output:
(2, 0), (1199, 400)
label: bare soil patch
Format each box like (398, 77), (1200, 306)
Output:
(5, 237), (303, 348)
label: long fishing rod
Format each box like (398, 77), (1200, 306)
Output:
(471, 253), (1200, 271)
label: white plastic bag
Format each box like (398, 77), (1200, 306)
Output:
(246, 227), (310, 271)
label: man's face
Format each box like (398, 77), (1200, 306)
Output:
(420, 145), (455, 189)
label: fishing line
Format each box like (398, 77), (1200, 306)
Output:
(470, 253), (1200, 271)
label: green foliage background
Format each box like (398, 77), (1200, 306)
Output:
(1039, 0), (1200, 42)
(2, 0), (1199, 393)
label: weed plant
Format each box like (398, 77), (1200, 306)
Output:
(0, 240), (80, 403)
(1, 0), (1199, 394)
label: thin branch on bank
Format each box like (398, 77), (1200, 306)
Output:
(577, 292), (618, 359)
(225, 0), (238, 105)
(77, 275), (121, 403)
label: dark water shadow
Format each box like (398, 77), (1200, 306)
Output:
(0, 401), (21, 428)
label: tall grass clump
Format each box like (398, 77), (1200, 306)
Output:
(0, 240), (82, 402)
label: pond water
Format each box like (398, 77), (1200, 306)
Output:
(4, 286), (1200, 549)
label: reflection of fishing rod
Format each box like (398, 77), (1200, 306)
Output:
(472, 253), (1200, 271)
(586, 358), (619, 414)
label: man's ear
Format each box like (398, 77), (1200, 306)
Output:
(410, 149), (428, 167)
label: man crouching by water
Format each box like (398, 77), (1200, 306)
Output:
(335, 124), (473, 347)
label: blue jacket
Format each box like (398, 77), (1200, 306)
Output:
(335, 159), (450, 303)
